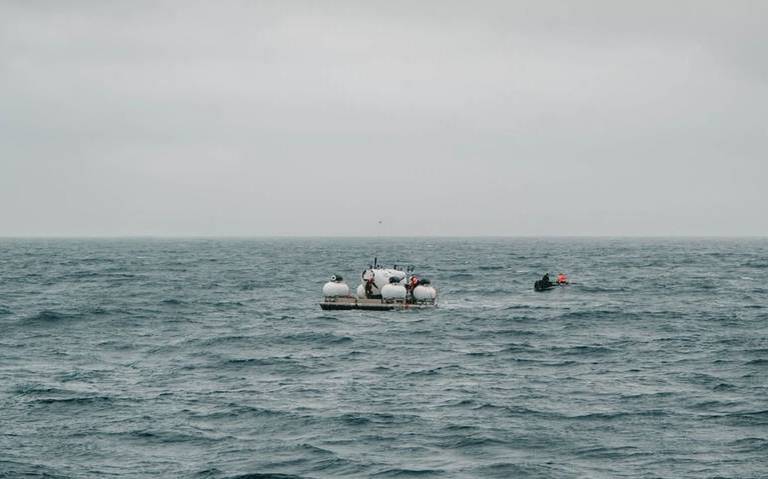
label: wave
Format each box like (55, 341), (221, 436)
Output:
(222, 356), (306, 370)
(30, 395), (114, 406)
(24, 309), (81, 323)
(438, 399), (477, 408)
(729, 437), (768, 452)
(22, 306), (111, 324)
(122, 428), (227, 445)
(472, 462), (567, 477)
(555, 310), (618, 320)
(441, 435), (508, 449)
(742, 304), (765, 309)
(729, 409), (768, 419)
(712, 383), (737, 392)
(190, 403), (295, 421)
(499, 304), (538, 312)
(745, 358), (768, 365)
(11, 383), (116, 405)
(0, 461), (69, 479)
(492, 342), (535, 354)
(570, 409), (670, 420)
(619, 391), (676, 400)
(191, 335), (253, 347)
(406, 365), (462, 377)
(572, 445), (648, 459)
(575, 285), (629, 293)
(280, 332), (353, 345)
(13, 384), (71, 396)
(553, 345), (617, 356)
(237, 280), (272, 291)
(161, 298), (186, 305)
(61, 270), (106, 279)
(226, 474), (309, 479)
(447, 273), (474, 280)
(58, 369), (109, 382)
(371, 468), (445, 477)
(704, 409), (768, 426)
(464, 350), (499, 357)
(471, 403), (550, 417)
(337, 412), (416, 426)
(690, 399), (746, 411)
(742, 261), (768, 268)
(216, 300), (245, 307)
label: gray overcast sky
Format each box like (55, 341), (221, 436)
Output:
(1, 1), (766, 236)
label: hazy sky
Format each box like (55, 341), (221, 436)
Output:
(1, 1), (766, 236)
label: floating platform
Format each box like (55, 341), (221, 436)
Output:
(320, 296), (436, 311)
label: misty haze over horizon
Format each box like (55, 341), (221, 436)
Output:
(2, 1), (766, 237)
(1, 235), (767, 240)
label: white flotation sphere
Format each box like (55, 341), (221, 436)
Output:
(381, 283), (407, 300)
(413, 285), (437, 301)
(322, 281), (349, 297)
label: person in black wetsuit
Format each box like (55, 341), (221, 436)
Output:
(541, 273), (552, 287)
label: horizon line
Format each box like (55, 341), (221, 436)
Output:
(1, 234), (766, 240)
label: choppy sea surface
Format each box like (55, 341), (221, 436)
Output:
(1, 238), (767, 479)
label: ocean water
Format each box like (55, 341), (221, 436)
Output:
(1, 238), (767, 479)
